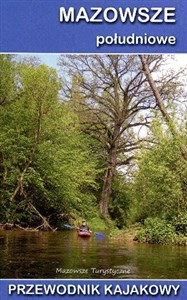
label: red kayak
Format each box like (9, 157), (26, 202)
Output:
(78, 231), (91, 237)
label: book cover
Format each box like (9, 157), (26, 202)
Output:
(0, 0), (187, 299)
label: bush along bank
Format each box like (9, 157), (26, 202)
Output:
(135, 216), (187, 245)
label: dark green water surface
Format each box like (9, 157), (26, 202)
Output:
(0, 230), (187, 279)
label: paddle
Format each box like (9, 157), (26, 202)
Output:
(63, 224), (77, 229)
(64, 224), (91, 232)
(95, 232), (105, 239)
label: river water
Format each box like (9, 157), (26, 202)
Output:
(0, 230), (187, 279)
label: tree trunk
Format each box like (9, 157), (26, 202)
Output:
(139, 54), (187, 160)
(100, 125), (120, 216)
(139, 55), (177, 135)
(140, 54), (187, 204)
(100, 165), (114, 216)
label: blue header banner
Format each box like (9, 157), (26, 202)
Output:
(0, 280), (187, 300)
(0, 0), (186, 53)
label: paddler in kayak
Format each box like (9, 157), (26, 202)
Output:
(77, 220), (92, 237)
(79, 220), (91, 232)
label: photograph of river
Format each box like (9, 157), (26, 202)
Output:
(0, 54), (187, 279)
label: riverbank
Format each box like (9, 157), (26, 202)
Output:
(111, 221), (187, 246)
(1, 216), (187, 247)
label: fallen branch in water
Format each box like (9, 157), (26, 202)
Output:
(29, 203), (57, 232)
(15, 224), (39, 232)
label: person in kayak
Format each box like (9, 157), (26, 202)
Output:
(79, 220), (90, 232)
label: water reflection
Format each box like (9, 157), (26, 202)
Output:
(0, 230), (187, 279)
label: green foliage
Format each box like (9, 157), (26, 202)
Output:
(0, 54), (15, 105)
(132, 120), (187, 245)
(133, 127), (187, 222)
(86, 215), (109, 231)
(136, 217), (187, 245)
(0, 57), (99, 227)
(109, 176), (132, 228)
(172, 212), (187, 235)
(136, 218), (176, 244)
